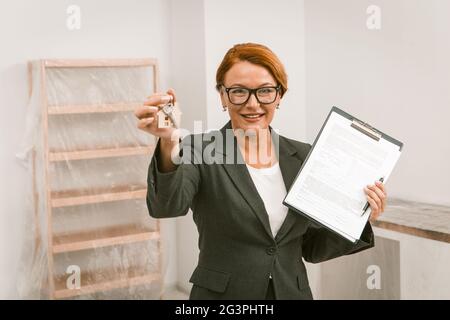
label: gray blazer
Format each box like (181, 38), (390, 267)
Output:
(146, 121), (374, 300)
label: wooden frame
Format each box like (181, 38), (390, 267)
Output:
(54, 267), (160, 299)
(29, 59), (163, 299)
(47, 102), (143, 115)
(44, 58), (158, 68)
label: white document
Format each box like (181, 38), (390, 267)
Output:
(284, 108), (403, 242)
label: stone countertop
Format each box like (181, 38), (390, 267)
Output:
(372, 198), (450, 243)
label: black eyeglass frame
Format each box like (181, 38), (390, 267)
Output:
(219, 85), (282, 106)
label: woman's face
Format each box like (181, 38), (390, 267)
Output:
(220, 61), (281, 132)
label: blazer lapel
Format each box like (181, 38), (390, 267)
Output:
(217, 122), (274, 239)
(273, 132), (305, 242)
(215, 122), (306, 242)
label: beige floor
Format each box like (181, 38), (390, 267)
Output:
(161, 287), (189, 300)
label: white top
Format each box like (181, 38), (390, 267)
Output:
(246, 162), (289, 237)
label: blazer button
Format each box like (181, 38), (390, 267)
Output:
(266, 246), (277, 255)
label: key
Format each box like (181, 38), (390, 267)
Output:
(157, 96), (179, 129)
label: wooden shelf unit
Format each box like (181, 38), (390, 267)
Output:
(49, 145), (155, 162)
(30, 59), (163, 299)
(47, 102), (142, 115)
(50, 185), (148, 208)
(53, 224), (159, 254)
(44, 58), (157, 68)
(54, 267), (161, 299)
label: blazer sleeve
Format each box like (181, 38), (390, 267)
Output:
(301, 220), (375, 263)
(146, 135), (201, 219)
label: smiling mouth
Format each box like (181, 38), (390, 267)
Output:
(241, 113), (265, 119)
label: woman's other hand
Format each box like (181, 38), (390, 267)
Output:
(364, 181), (387, 221)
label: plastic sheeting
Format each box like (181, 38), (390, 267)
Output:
(16, 60), (167, 299)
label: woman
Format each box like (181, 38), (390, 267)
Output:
(134, 43), (387, 300)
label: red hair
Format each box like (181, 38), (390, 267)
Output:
(216, 43), (288, 97)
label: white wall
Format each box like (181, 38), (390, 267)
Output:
(0, 0), (177, 299)
(304, 0), (450, 206)
(169, 0), (207, 294)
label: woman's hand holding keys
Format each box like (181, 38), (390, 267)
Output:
(134, 88), (178, 140)
(134, 88), (179, 173)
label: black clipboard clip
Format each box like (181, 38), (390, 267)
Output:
(351, 119), (382, 141)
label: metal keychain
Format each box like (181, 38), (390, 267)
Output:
(160, 96), (179, 129)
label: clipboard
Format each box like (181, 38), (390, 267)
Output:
(283, 106), (403, 243)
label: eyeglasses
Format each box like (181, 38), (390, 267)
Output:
(220, 85), (281, 105)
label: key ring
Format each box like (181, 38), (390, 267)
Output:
(160, 95), (179, 129)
